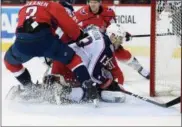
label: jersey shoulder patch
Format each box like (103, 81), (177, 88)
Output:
(79, 8), (88, 15)
(101, 6), (115, 17)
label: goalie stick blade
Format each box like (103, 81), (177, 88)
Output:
(165, 96), (181, 108)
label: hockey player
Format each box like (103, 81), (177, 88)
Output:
(38, 1), (126, 103)
(4, 0), (98, 102)
(51, 0), (124, 86)
(74, 0), (150, 79)
(44, 25), (126, 103)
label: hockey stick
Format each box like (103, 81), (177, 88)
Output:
(131, 33), (175, 38)
(120, 88), (181, 108)
(114, 24), (174, 38)
(165, 96), (181, 108)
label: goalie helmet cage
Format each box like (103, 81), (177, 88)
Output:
(150, 0), (181, 112)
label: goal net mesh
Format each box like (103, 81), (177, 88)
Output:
(151, 0), (181, 97)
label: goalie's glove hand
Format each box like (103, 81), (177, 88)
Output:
(82, 79), (98, 100)
(125, 32), (132, 41)
(76, 30), (93, 47)
(43, 74), (60, 89)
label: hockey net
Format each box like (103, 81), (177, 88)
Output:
(150, 0), (181, 101)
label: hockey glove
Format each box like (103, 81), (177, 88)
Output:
(23, 17), (39, 33)
(82, 79), (98, 100)
(125, 32), (132, 41)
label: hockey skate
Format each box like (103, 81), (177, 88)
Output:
(43, 74), (73, 104)
(5, 83), (43, 102)
(51, 82), (72, 105)
(5, 85), (23, 100)
(138, 67), (150, 80)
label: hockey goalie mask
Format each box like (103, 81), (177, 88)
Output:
(106, 23), (125, 49)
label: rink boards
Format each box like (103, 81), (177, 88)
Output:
(1, 5), (181, 58)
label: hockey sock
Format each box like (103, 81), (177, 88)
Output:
(126, 56), (150, 79)
(73, 65), (91, 84)
(126, 56), (142, 71)
(16, 68), (32, 86)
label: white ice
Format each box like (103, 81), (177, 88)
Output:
(1, 37), (181, 126)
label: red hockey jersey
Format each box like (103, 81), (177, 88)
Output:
(74, 5), (124, 85)
(74, 5), (116, 32)
(17, 1), (81, 41)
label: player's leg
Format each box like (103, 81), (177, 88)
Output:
(4, 28), (58, 100)
(4, 44), (33, 86)
(114, 45), (150, 79)
(44, 38), (98, 101)
(5, 27), (57, 88)
(45, 36), (114, 103)
(51, 60), (79, 87)
(4, 44), (37, 100)
(53, 72), (126, 103)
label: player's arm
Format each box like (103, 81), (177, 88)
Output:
(103, 7), (116, 27)
(74, 7), (88, 29)
(48, 2), (82, 41)
(110, 54), (124, 85)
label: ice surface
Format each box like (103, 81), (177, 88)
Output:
(1, 51), (181, 126)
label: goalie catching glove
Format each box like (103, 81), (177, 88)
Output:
(124, 32), (132, 41)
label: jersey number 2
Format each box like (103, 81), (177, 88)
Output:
(26, 6), (37, 19)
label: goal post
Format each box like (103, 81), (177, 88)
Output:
(150, 0), (181, 110)
(150, 0), (157, 97)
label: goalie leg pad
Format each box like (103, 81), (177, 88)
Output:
(101, 90), (126, 103)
